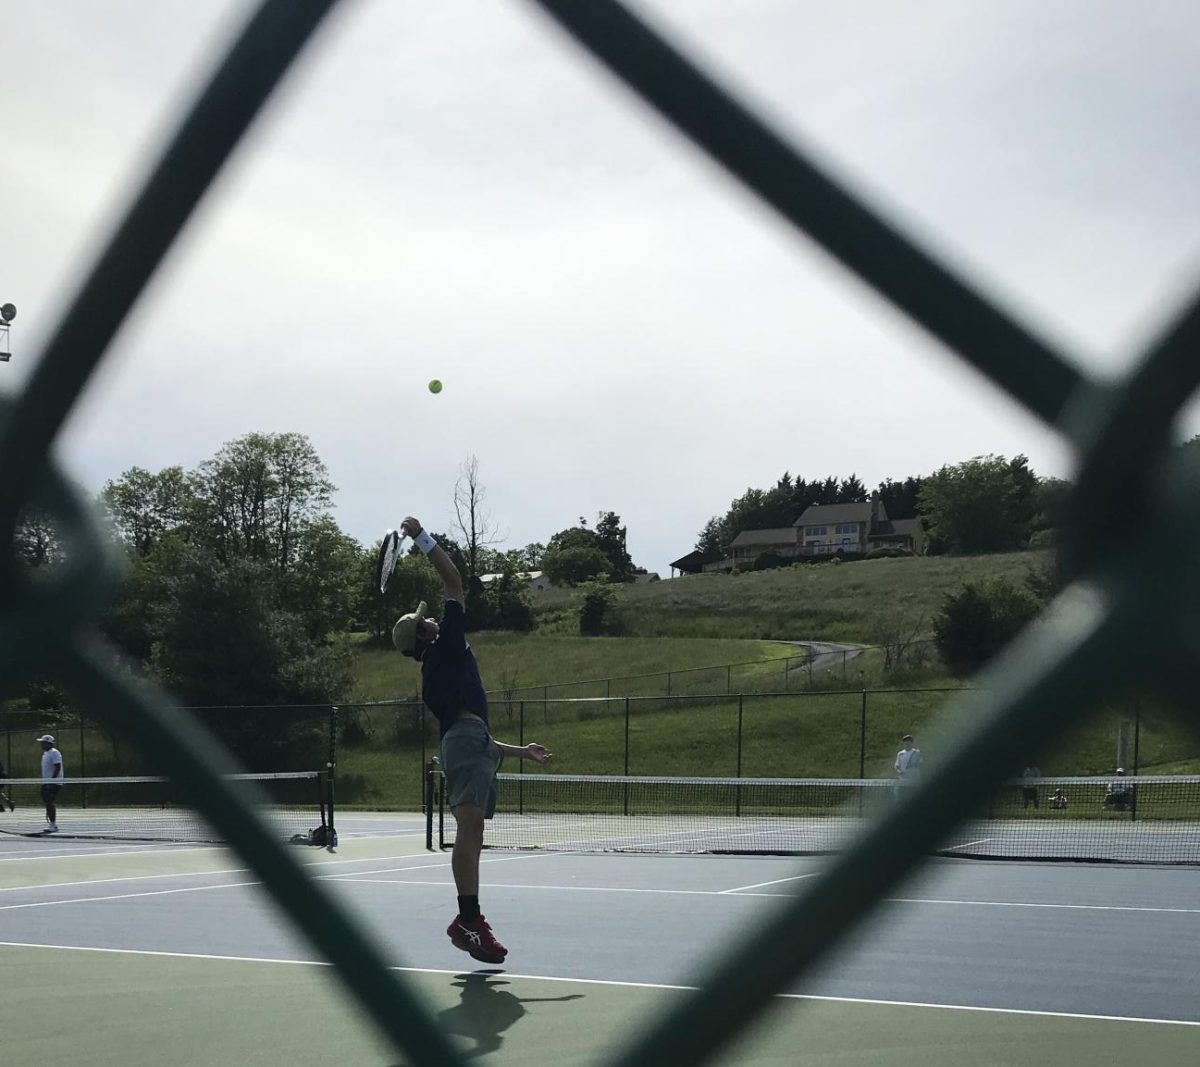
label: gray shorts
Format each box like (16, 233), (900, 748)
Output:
(440, 717), (503, 818)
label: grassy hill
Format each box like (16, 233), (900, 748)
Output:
(534, 550), (1052, 640)
(339, 548), (1200, 807)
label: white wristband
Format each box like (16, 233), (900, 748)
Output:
(415, 530), (437, 555)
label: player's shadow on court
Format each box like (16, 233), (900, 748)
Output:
(436, 970), (585, 1059)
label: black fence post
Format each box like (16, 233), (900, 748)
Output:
(859, 691), (867, 780)
(326, 705), (338, 850)
(623, 696), (630, 776)
(1133, 698), (1141, 776)
(736, 695), (744, 778)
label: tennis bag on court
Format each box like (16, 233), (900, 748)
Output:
(291, 824), (329, 846)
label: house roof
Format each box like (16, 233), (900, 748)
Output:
(891, 518), (923, 536)
(479, 570), (545, 584)
(730, 528), (798, 547)
(794, 502), (873, 527)
(669, 550), (719, 572)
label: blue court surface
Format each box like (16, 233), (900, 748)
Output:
(0, 811), (1196, 1065)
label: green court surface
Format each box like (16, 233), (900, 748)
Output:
(1, 942), (1195, 1066)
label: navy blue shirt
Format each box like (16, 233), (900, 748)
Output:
(421, 600), (489, 737)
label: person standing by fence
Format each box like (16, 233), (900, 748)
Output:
(1022, 764), (1042, 810)
(894, 734), (922, 784)
(36, 734), (63, 832)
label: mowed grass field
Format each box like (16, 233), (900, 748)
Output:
(337, 549), (1200, 809)
(534, 549), (1053, 640)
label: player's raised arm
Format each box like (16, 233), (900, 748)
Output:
(401, 516), (464, 602)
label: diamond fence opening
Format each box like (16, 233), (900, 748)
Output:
(3, 1), (1197, 1065)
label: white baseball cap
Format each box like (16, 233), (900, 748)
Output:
(35, 734), (56, 743)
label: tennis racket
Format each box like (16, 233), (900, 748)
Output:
(376, 529), (409, 594)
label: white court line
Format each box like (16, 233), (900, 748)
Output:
(940, 838), (993, 851)
(719, 872), (820, 893)
(0, 881), (261, 911)
(0, 939), (1195, 1028)
(327, 877), (1200, 914)
(888, 897), (1200, 916)
(0, 846), (559, 901)
(4, 850), (1197, 917)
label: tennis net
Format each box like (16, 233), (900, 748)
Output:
(431, 770), (1200, 865)
(0, 771), (332, 845)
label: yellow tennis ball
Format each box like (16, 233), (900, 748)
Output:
(428, 379), (443, 394)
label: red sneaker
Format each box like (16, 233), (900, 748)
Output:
(447, 914), (508, 964)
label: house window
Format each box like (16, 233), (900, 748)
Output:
(805, 526), (827, 536)
(835, 523), (858, 535)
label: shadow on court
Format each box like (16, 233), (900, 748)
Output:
(436, 971), (585, 1059)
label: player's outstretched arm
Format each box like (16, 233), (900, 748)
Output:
(401, 516), (463, 602)
(495, 741), (552, 764)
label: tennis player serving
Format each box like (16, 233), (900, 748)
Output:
(393, 516), (551, 964)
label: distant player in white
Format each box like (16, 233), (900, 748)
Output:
(894, 734), (922, 784)
(37, 734), (63, 832)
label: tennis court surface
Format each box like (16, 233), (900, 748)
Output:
(1, 812), (1195, 1066)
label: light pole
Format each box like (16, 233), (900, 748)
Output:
(0, 303), (14, 362)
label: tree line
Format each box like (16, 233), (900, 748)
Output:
(10, 433), (647, 712)
(696, 457), (1068, 558)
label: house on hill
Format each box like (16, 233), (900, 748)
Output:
(697, 495), (925, 572)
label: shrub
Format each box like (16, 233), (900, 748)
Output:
(933, 577), (1042, 676)
(751, 551), (790, 571)
(865, 547), (909, 560)
(579, 578), (621, 636)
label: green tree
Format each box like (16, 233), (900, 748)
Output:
(14, 506), (62, 567)
(542, 542), (611, 586)
(595, 511), (634, 582)
(933, 577), (1042, 675)
(152, 554), (353, 708)
(876, 476), (925, 519)
(919, 454), (1038, 554)
(837, 474), (867, 503)
(101, 531), (194, 662)
(469, 563), (535, 633)
(283, 516), (361, 638)
(100, 465), (195, 557)
(192, 432), (334, 570)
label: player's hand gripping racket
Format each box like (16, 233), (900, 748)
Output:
(376, 528), (408, 594)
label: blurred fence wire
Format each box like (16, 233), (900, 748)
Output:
(3, 1), (1199, 1064)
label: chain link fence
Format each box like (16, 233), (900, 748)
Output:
(4, 1), (1200, 1064)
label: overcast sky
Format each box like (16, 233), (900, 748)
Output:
(4, 1), (1200, 576)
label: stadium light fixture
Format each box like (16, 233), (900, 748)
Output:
(0, 302), (14, 362)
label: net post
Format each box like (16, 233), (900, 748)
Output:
(79, 715), (88, 808)
(437, 757), (447, 849)
(424, 758), (435, 851)
(325, 705), (338, 851)
(518, 701), (525, 816)
(418, 701), (426, 803)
